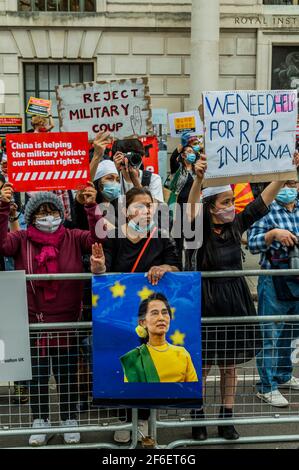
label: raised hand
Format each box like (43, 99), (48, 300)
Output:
(0, 182), (14, 203)
(90, 243), (106, 274)
(130, 106), (143, 135)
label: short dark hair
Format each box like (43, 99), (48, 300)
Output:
(138, 292), (172, 321)
(112, 138), (145, 156)
(125, 187), (153, 209)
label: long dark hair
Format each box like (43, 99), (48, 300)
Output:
(138, 292), (172, 344)
(198, 194), (241, 270)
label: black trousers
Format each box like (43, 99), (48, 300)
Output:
(29, 342), (78, 422)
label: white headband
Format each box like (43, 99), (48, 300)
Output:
(94, 160), (118, 182)
(202, 185), (232, 199)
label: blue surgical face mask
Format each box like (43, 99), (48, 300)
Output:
(192, 145), (200, 153)
(186, 153), (197, 164)
(275, 188), (297, 205)
(102, 182), (121, 201)
(128, 220), (155, 234)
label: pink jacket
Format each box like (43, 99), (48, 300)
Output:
(0, 200), (104, 324)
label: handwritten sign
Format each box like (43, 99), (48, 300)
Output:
(203, 90), (298, 184)
(56, 77), (152, 141)
(0, 116), (22, 136)
(7, 132), (90, 192)
(26, 97), (51, 117)
(169, 111), (204, 138)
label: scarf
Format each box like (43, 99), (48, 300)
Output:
(120, 344), (160, 383)
(27, 225), (66, 302)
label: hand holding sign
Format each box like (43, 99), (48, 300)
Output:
(293, 150), (299, 168)
(93, 131), (112, 158)
(0, 182), (14, 203)
(194, 154), (207, 180)
(82, 183), (97, 205)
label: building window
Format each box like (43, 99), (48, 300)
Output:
(24, 62), (94, 131)
(18, 0), (96, 12)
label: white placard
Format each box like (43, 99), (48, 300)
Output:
(152, 108), (168, 126)
(0, 271), (32, 381)
(203, 90), (298, 183)
(56, 77), (152, 141)
(168, 111), (204, 138)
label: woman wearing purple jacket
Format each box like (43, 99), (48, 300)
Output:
(0, 183), (105, 446)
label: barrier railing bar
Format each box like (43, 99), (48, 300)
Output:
(155, 416), (299, 428)
(24, 269), (299, 281)
(164, 434), (299, 449)
(28, 314), (299, 330)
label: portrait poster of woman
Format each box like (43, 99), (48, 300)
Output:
(92, 272), (202, 408)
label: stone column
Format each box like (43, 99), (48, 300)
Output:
(190, 0), (220, 109)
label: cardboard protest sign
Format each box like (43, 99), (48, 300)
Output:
(26, 97), (51, 117)
(0, 271), (32, 382)
(7, 132), (90, 192)
(203, 90), (298, 185)
(92, 272), (202, 408)
(0, 116), (22, 136)
(56, 77), (152, 141)
(169, 111), (204, 138)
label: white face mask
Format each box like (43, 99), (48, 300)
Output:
(35, 215), (62, 233)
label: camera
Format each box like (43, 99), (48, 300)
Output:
(122, 151), (143, 168)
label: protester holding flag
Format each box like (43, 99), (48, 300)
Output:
(187, 155), (294, 441)
(0, 183), (106, 446)
(248, 163), (299, 407)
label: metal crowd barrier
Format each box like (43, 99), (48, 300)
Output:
(0, 270), (299, 449)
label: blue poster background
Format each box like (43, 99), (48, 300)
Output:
(92, 272), (202, 407)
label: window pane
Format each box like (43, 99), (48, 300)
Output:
(38, 64), (49, 91)
(83, 64), (94, 82)
(70, 64), (80, 84)
(85, 0), (95, 12)
(59, 64), (70, 85)
(24, 64), (36, 90)
(36, 0), (46, 10)
(50, 91), (58, 117)
(49, 64), (59, 89)
(70, 0), (80, 11)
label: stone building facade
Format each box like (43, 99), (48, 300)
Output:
(0, 0), (298, 133)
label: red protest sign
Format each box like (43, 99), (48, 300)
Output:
(0, 116), (23, 136)
(139, 135), (159, 174)
(7, 132), (90, 192)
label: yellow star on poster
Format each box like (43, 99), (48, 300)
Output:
(110, 281), (126, 298)
(137, 286), (154, 301)
(171, 307), (176, 320)
(92, 294), (99, 308)
(170, 330), (186, 346)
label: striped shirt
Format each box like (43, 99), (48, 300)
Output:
(248, 199), (299, 269)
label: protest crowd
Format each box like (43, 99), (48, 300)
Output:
(0, 94), (299, 448)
